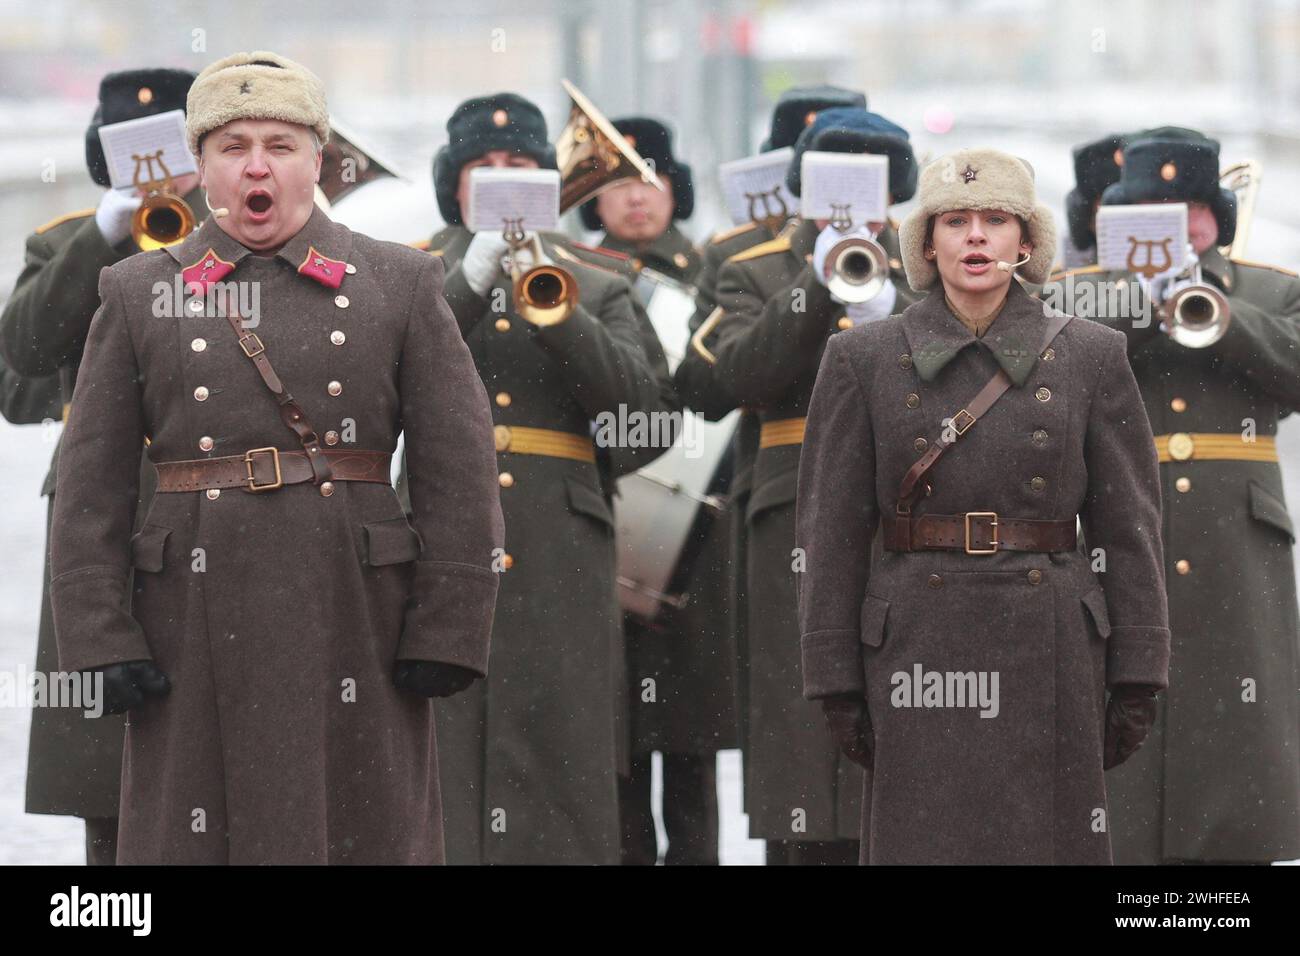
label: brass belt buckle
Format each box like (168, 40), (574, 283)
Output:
(951, 408), (976, 436)
(964, 511), (999, 554)
(244, 446), (283, 492)
(239, 332), (265, 358)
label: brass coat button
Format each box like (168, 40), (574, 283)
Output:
(673, 252), (689, 269)
(501, 552), (514, 570)
(198, 436), (214, 452)
(494, 424), (511, 451)
(334, 295), (350, 309)
(327, 381), (343, 397)
(495, 391), (511, 407)
(899, 353), (912, 370)
(1035, 386), (1051, 402)
(330, 330), (346, 346)
(836, 317), (853, 331)
(1167, 432), (1194, 461)
(498, 472), (514, 488)
(191, 337), (207, 352)
(1027, 569), (1043, 585)
(913, 437), (928, 452)
(1175, 476), (1191, 493)
(1175, 559), (1191, 575)
(188, 298), (204, 313)
(205, 488), (220, 500)
(193, 386), (209, 402)
(345, 263), (357, 275)
(324, 430), (340, 446)
(906, 393), (920, 409)
(1041, 347), (1055, 361)
(1030, 476), (1046, 491)
(1170, 397), (1187, 413)
(1032, 428), (1048, 445)
(495, 318), (511, 332)
(320, 481), (335, 497)
(927, 573), (943, 589)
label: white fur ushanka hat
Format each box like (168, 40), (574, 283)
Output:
(898, 148), (1057, 292)
(186, 51), (329, 155)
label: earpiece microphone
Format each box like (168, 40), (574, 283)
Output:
(204, 192), (229, 220)
(996, 252), (1032, 273)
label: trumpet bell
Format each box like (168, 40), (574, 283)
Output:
(825, 235), (889, 304)
(514, 263), (578, 326)
(554, 79), (664, 213)
(1163, 283), (1231, 349)
(132, 192), (196, 250)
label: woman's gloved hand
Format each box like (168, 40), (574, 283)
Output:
(1103, 684), (1160, 770)
(393, 659), (478, 698)
(821, 692), (873, 770)
(92, 660), (171, 715)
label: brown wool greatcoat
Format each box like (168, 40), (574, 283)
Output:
(710, 217), (921, 842)
(1045, 251), (1300, 863)
(48, 208), (504, 864)
(796, 280), (1172, 864)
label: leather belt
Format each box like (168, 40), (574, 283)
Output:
(883, 511), (1077, 554)
(759, 417), (806, 449)
(156, 448), (391, 493)
(493, 424), (595, 463)
(1155, 432), (1277, 463)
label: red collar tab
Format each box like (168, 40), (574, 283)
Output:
(182, 248), (237, 295)
(298, 246), (347, 289)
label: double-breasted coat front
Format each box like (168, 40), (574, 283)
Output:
(796, 280), (1172, 864)
(49, 209), (504, 864)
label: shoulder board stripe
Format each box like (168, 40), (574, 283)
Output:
(35, 208), (95, 235)
(569, 241), (630, 261)
(408, 238), (432, 252)
(1046, 264), (1103, 283)
(709, 221), (759, 245)
(727, 235), (792, 264)
(553, 244), (619, 275)
(1230, 257), (1299, 279)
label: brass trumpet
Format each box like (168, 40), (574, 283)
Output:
(1157, 249), (1231, 349)
(825, 234), (890, 303)
(130, 150), (195, 250)
(503, 219), (577, 327)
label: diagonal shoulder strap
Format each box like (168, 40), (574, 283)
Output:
(894, 312), (1072, 521)
(220, 308), (334, 485)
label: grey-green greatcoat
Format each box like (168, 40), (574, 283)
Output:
(709, 218), (921, 842)
(1044, 250), (1300, 863)
(416, 224), (673, 864)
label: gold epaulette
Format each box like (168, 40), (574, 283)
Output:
(35, 208), (95, 235)
(709, 221), (759, 245)
(1230, 257), (1299, 279)
(727, 235), (792, 264)
(408, 238), (434, 253)
(569, 240), (630, 263)
(1046, 264), (1102, 283)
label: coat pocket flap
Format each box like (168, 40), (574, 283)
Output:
(1081, 588), (1112, 639)
(859, 593), (890, 648)
(364, 516), (424, 566)
(745, 467), (799, 523)
(129, 523), (172, 573)
(1248, 481), (1295, 543)
(565, 475), (614, 528)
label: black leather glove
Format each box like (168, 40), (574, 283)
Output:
(393, 660), (478, 699)
(1103, 684), (1160, 770)
(821, 693), (873, 770)
(93, 660), (171, 715)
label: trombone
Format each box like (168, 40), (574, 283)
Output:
(505, 79), (664, 326)
(130, 150), (195, 250)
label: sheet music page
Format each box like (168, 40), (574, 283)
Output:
(799, 152), (888, 225)
(466, 168), (560, 233)
(718, 147), (795, 227)
(97, 110), (195, 190)
(1096, 203), (1189, 273)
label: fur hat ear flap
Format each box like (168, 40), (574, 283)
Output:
(578, 197), (602, 232)
(1065, 188), (1095, 251)
(672, 161), (694, 220)
(1211, 186), (1237, 248)
(899, 209), (937, 292)
(1021, 202), (1058, 285)
(432, 146), (463, 226)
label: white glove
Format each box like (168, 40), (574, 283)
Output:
(95, 188), (143, 247)
(844, 277), (898, 325)
(461, 231), (512, 297)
